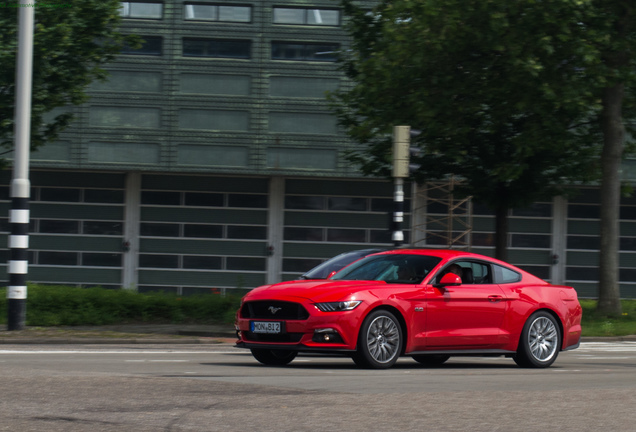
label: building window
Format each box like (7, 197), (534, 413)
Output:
(271, 42), (338, 62)
(120, 2), (163, 19)
(183, 38), (251, 59)
(121, 36), (163, 56)
(273, 7), (339, 26)
(184, 3), (251, 22)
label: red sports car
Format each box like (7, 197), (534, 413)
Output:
(235, 249), (582, 369)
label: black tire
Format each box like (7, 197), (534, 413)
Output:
(411, 354), (450, 367)
(250, 349), (297, 366)
(513, 311), (561, 368)
(352, 309), (403, 369)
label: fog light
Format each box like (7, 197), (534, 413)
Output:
(312, 328), (344, 344)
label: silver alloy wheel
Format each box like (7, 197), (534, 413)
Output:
(528, 316), (558, 362)
(366, 315), (400, 364)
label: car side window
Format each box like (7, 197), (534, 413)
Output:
(436, 261), (493, 284)
(492, 264), (521, 284)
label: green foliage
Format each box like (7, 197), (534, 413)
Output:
(581, 299), (636, 336)
(0, 285), (242, 326)
(0, 0), (138, 156)
(332, 0), (635, 211)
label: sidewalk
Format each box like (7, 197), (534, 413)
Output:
(0, 324), (237, 344)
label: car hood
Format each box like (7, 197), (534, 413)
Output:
(244, 279), (385, 303)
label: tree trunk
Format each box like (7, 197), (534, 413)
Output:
(494, 205), (509, 262)
(597, 82), (624, 316)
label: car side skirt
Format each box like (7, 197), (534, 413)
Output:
(408, 349), (516, 356)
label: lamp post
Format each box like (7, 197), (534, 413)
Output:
(8, 5), (34, 330)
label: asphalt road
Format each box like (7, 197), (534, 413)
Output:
(1, 342), (635, 431)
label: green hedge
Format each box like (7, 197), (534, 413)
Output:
(0, 285), (242, 326)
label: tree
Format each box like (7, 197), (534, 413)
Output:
(0, 1), (137, 160)
(330, 0), (634, 315)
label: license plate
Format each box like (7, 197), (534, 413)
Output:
(250, 321), (282, 334)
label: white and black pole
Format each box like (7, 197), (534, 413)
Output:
(8, 5), (35, 331)
(392, 126), (410, 247)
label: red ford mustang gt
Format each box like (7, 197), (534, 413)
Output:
(235, 249), (582, 369)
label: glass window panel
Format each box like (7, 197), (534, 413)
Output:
(518, 265), (550, 280)
(129, 2), (163, 19)
(185, 4), (217, 20)
(139, 286), (178, 294)
(227, 225), (267, 239)
(140, 223), (180, 237)
(285, 196), (325, 210)
(512, 203), (552, 218)
(180, 73), (250, 96)
(269, 76), (339, 98)
(620, 237), (636, 251)
(89, 106), (160, 128)
(82, 253), (122, 267)
(84, 189), (124, 203)
(40, 188), (81, 202)
(183, 224), (223, 238)
(473, 232), (496, 247)
(0, 186), (9, 200)
(273, 8), (304, 24)
(39, 251), (78, 266)
(183, 255), (222, 269)
(493, 264), (522, 283)
(283, 258), (322, 272)
(568, 204), (600, 219)
(121, 36), (162, 55)
(228, 194), (267, 208)
(370, 229), (392, 244)
(185, 192), (224, 207)
(567, 235), (600, 250)
(227, 257), (266, 271)
(511, 234), (550, 248)
(39, 220), (79, 234)
(619, 268), (636, 281)
(271, 42), (338, 61)
(178, 109), (249, 131)
(326, 228), (366, 243)
(92, 71), (162, 93)
(306, 9), (339, 25)
(284, 227), (323, 241)
(139, 254), (179, 268)
(183, 38), (250, 59)
(268, 112), (337, 134)
(328, 197), (367, 212)
(83, 221), (124, 236)
(218, 6), (250, 22)
(142, 191), (181, 205)
(566, 266), (599, 281)
(621, 206), (636, 219)
(0, 218), (9, 232)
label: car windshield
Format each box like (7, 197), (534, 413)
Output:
(300, 249), (385, 280)
(330, 254), (442, 284)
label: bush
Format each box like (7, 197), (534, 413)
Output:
(0, 284), (242, 326)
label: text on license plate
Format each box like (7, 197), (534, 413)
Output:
(251, 321), (282, 334)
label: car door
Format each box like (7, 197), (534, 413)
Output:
(424, 260), (508, 349)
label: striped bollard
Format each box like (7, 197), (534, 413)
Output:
(7, 180), (30, 330)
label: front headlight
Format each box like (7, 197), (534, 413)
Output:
(314, 300), (362, 312)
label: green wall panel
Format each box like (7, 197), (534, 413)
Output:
(284, 211), (397, 228)
(140, 238), (267, 255)
(142, 174), (269, 193)
(28, 267), (121, 284)
(31, 236), (123, 252)
(508, 250), (553, 265)
(139, 270), (265, 287)
(141, 207), (267, 224)
(32, 203), (124, 220)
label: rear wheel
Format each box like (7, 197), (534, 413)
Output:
(513, 311), (561, 368)
(411, 354), (450, 367)
(352, 310), (403, 369)
(250, 349), (297, 366)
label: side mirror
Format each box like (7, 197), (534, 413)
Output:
(327, 271), (337, 279)
(437, 273), (462, 287)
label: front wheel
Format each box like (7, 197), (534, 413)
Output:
(352, 310), (403, 369)
(513, 311), (561, 368)
(250, 349), (297, 366)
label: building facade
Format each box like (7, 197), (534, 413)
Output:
(1, 0), (635, 298)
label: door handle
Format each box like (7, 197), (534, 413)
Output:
(488, 295), (503, 303)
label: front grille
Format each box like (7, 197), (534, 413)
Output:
(240, 301), (309, 320)
(243, 332), (304, 343)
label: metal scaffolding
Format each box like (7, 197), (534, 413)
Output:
(411, 176), (473, 249)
